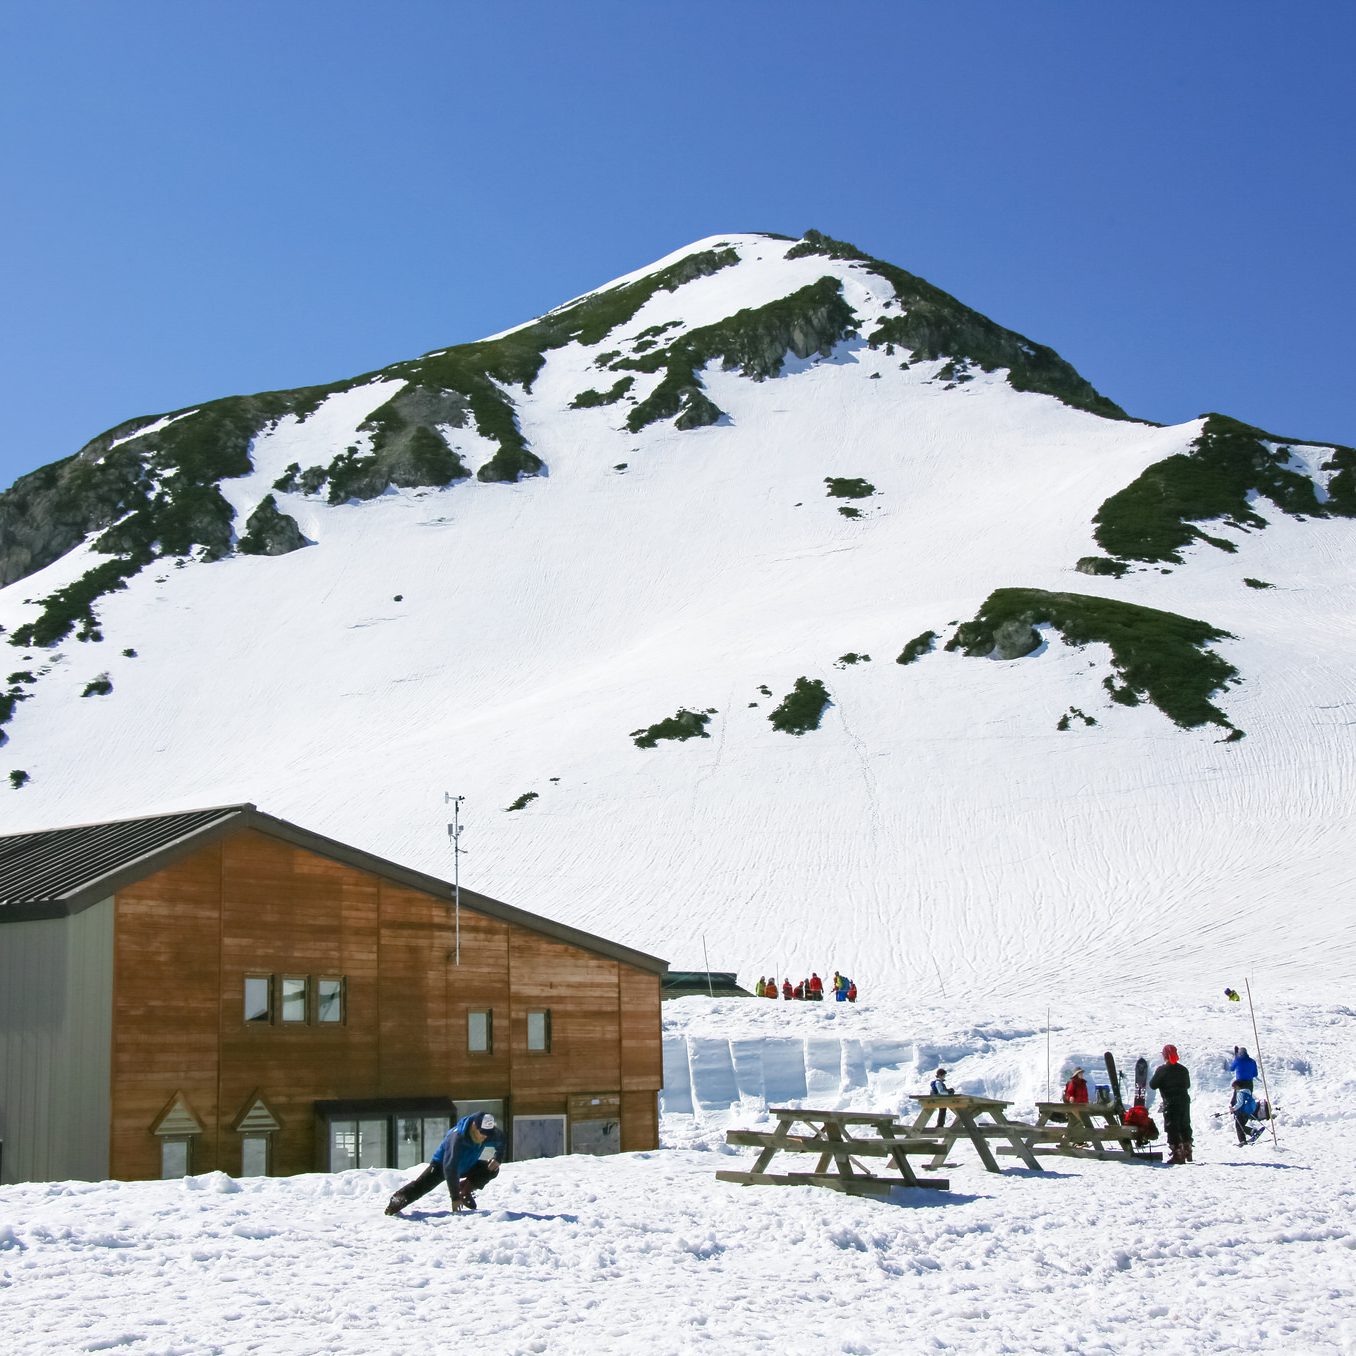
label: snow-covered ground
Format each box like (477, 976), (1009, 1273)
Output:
(3, 995), (1353, 1354)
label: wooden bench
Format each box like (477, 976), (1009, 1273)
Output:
(996, 1101), (1160, 1163)
(716, 1108), (951, 1194)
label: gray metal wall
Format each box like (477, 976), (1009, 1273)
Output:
(0, 899), (113, 1183)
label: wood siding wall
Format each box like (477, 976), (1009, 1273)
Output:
(108, 829), (662, 1179)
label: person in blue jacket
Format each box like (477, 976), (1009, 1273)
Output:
(385, 1111), (506, 1215)
(1230, 1046), (1258, 1091)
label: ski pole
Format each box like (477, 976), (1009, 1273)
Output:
(1244, 979), (1279, 1149)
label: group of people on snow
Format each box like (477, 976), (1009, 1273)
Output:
(754, 971), (857, 1002)
(1051, 1043), (1268, 1164)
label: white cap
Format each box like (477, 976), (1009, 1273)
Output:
(480, 1112), (496, 1131)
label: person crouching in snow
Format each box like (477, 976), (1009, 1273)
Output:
(1150, 1044), (1193, 1163)
(386, 1111), (505, 1214)
(1062, 1067), (1089, 1104)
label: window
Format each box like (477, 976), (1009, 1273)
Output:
(316, 977), (345, 1023)
(281, 977), (308, 1023)
(240, 1135), (270, 1177)
(526, 1009), (551, 1053)
(468, 1009), (493, 1053)
(328, 1118), (388, 1172)
(512, 1114), (566, 1160)
(160, 1137), (191, 1179)
(244, 975), (272, 1023)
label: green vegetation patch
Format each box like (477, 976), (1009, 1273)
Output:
(631, 707), (713, 749)
(1243, 578), (1274, 590)
(945, 587), (1239, 731)
(81, 674), (112, 698)
(1075, 556), (1129, 578)
(768, 677), (830, 735)
(896, 630), (937, 665)
(10, 555), (149, 649)
(1057, 707), (1098, 731)
(505, 792), (539, 812)
(9, 770), (28, 789)
(824, 476), (876, 500)
(624, 277), (859, 433)
(785, 230), (1127, 419)
(835, 653), (870, 667)
(1093, 414), (1350, 564)
(571, 376), (635, 409)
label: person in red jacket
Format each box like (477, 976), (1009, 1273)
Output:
(781, 978), (793, 1000)
(846, 982), (857, 1003)
(808, 973), (824, 1000)
(1062, 1067), (1090, 1103)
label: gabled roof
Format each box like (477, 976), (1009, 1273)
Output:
(0, 803), (667, 975)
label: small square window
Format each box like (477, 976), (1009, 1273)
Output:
(526, 1009), (551, 1053)
(468, 1009), (492, 1053)
(316, 977), (345, 1023)
(281, 977), (308, 1023)
(244, 975), (272, 1024)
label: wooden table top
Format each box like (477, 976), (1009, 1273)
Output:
(767, 1108), (900, 1125)
(913, 1094), (1013, 1109)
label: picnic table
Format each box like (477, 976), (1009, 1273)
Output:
(905, 1093), (1045, 1172)
(1000, 1101), (1160, 1163)
(715, 1108), (950, 1195)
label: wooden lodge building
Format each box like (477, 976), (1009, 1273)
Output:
(0, 804), (667, 1184)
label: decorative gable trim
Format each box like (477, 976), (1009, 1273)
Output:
(231, 1091), (282, 1135)
(150, 1091), (204, 1138)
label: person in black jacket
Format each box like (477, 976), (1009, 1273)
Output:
(1149, 1044), (1192, 1163)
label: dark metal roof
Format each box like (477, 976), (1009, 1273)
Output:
(0, 805), (244, 908)
(0, 803), (668, 975)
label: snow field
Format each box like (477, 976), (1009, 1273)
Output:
(1, 234), (1353, 1004)
(3, 995), (1354, 1355)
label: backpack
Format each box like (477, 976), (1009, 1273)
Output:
(1124, 1105), (1159, 1140)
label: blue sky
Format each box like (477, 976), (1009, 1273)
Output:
(2, 1), (1352, 489)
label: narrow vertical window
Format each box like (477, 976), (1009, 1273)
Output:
(526, 1009), (551, 1053)
(240, 1135), (270, 1177)
(316, 977), (345, 1023)
(468, 1009), (492, 1053)
(160, 1137), (191, 1178)
(244, 975), (272, 1023)
(281, 977), (308, 1023)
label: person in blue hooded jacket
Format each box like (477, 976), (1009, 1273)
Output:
(1230, 1046), (1258, 1091)
(385, 1111), (506, 1215)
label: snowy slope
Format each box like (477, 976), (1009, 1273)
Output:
(3, 995), (1354, 1355)
(1, 232), (1353, 1002)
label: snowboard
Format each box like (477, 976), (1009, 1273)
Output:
(1133, 1056), (1149, 1109)
(1103, 1051), (1125, 1115)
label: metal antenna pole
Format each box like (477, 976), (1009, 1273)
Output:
(445, 793), (464, 965)
(701, 934), (714, 998)
(1245, 978), (1279, 1149)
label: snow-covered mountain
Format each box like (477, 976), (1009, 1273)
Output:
(2, 229), (1353, 1000)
